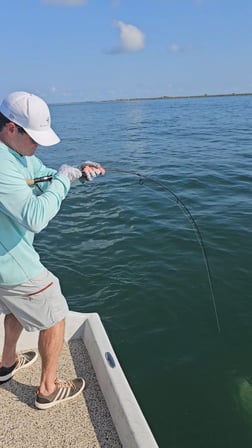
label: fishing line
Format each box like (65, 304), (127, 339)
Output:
(30, 169), (221, 333)
(106, 169), (221, 333)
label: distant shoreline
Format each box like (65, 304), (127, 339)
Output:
(106, 92), (252, 103)
(53, 92), (252, 106)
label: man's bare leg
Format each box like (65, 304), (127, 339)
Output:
(38, 319), (65, 395)
(0, 314), (23, 367)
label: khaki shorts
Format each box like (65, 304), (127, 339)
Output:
(0, 269), (69, 332)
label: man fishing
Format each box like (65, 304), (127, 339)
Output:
(0, 91), (105, 409)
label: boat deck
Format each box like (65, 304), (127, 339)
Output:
(0, 339), (122, 448)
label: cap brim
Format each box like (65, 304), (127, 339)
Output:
(24, 127), (60, 147)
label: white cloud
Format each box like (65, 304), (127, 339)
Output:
(43, 0), (88, 5)
(111, 20), (145, 53)
(167, 43), (196, 54)
(167, 43), (181, 54)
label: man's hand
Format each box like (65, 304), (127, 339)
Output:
(58, 164), (82, 183)
(80, 161), (105, 181)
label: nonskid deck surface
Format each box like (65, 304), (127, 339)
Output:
(0, 339), (122, 448)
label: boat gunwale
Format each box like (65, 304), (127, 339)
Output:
(0, 311), (158, 448)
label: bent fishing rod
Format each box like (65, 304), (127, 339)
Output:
(27, 169), (221, 333)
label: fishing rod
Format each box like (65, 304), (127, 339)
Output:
(27, 169), (221, 333)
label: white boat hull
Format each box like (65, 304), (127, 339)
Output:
(0, 311), (158, 448)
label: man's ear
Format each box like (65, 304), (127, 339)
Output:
(5, 121), (16, 134)
(5, 122), (16, 135)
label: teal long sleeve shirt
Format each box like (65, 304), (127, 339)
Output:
(0, 142), (71, 285)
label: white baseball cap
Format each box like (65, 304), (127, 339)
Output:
(0, 91), (60, 146)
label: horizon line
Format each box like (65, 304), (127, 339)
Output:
(51, 92), (252, 106)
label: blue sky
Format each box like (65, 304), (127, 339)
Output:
(1, 0), (252, 103)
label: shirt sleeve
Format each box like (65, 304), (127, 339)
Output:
(29, 155), (58, 193)
(0, 158), (70, 234)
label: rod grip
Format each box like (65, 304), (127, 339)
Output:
(26, 175), (54, 185)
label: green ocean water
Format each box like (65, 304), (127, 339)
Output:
(35, 96), (252, 447)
